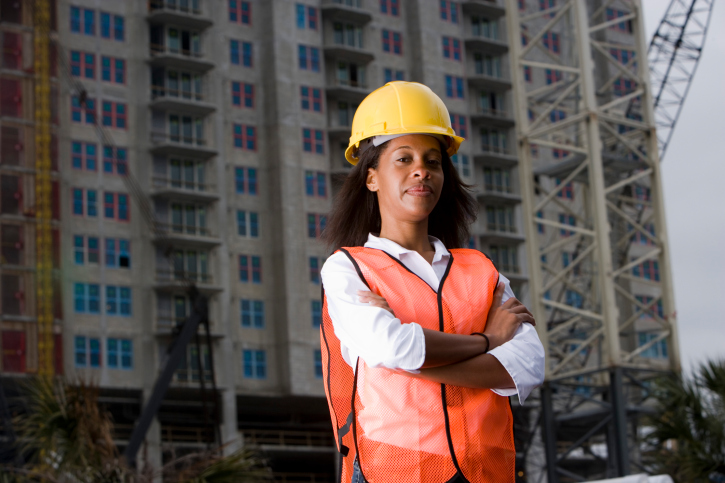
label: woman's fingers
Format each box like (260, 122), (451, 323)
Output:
(357, 291), (395, 316)
(516, 313), (536, 326)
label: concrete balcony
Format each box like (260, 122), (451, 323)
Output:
(464, 36), (509, 56)
(148, 44), (214, 72)
(474, 144), (519, 167)
(468, 73), (512, 91)
(150, 177), (219, 203)
(153, 268), (221, 293)
(148, 0), (213, 29)
(323, 43), (375, 65)
(149, 86), (216, 116)
(325, 77), (371, 104)
(470, 107), (515, 128)
(149, 131), (217, 160)
(477, 225), (527, 244)
(477, 185), (522, 204)
(460, 0), (506, 18)
(152, 222), (221, 249)
(321, 0), (373, 24)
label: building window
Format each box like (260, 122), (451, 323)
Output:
(311, 300), (322, 328)
(565, 289), (583, 308)
(106, 286), (132, 316)
(445, 75), (465, 99)
(74, 283), (101, 314)
(103, 192), (129, 221)
(307, 213), (327, 238)
(241, 299), (265, 328)
(442, 37), (461, 61)
(243, 349), (266, 379)
(71, 188), (98, 217)
(234, 167), (258, 195)
(71, 7), (95, 35)
(540, 0), (556, 17)
(480, 128), (508, 154)
(383, 68), (404, 83)
(637, 332), (668, 358)
(74, 336), (101, 367)
(305, 171), (327, 198)
(559, 213), (576, 236)
(440, 1), (459, 23)
(239, 255), (262, 284)
(298, 45), (321, 72)
(105, 238), (131, 268)
(309, 257), (321, 284)
(451, 154), (470, 178)
(233, 124), (257, 151)
(71, 142), (97, 171)
(542, 31), (560, 54)
(229, 0), (251, 24)
(100, 56), (125, 84)
(296, 4), (318, 29)
(101, 101), (127, 129)
(2, 32), (22, 69)
(70, 51), (95, 79)
(102, 146), (128, 175)
(73, 235), (100, 265)
(382, 29), (402, 54)
(302, 128), (325, 154)
(314, 349), (323, 378)
(107, 338), (133, 369)
(380, 0), (400, 15)
(486, 206), (515, 233)
(556, 178), (574, 200)
(536, 211), (545, 234)
(71, 96), (96, 124)
(450, 114), (467, 138)
(545, 69), (562, 85)
(99, 12), (124, 41)
(524, 65), (532, 82)
(483, 167), (512, 193)
(237, 210), (260, 237)
(490, 245), (518, 273)
(230, 40), (253, 67)
(232, 81), (254, 108)
(630, 222), (656, 245)
(632, 259), (660, 281)
(606, 8), (633, 33)
(472, 16), (498, 40)
(300, 86), (322, 112)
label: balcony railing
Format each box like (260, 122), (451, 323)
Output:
(157, 315), (187, 328)
(151, 131), (208, 147)
(151, 85), (205, 102)
(496, 263), (520, 274)
(149, 0), (202, 15)
(475, 107), (510, 119)
(156, 268), (213, 284)
(484, 183), (513, 194)
(486, 223), (517, 233)
(153, 176), (214, 192)
(156, 222), (213, 237)
(480, 143), (512, 156)
(150, 43), (204, 59)
(330, 0), (361, 7)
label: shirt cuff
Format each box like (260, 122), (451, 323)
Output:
(395, 322), (426, 373)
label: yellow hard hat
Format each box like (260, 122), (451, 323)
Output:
(345, 81), (465, 165)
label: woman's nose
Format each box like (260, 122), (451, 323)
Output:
(411, 158), (431, 178)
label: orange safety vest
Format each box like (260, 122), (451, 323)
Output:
(320, 247), (515, 483)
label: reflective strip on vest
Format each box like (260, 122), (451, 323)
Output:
(320, 247), (516, 483)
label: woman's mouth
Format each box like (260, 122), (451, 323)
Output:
(406, 185), (434, 197)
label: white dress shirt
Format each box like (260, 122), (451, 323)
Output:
(320, 233), (545, 405)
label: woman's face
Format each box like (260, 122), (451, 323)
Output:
(367, 134), (444, 223)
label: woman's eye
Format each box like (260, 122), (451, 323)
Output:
(396, 157), (410, 163)
(427, 159), (442, 166)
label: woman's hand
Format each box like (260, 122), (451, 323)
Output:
(484, 282), (535, 351)
(357, 290), (395, 318)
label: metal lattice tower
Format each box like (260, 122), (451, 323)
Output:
(504, 0), (679, 480)
(649, 0), (715, 159)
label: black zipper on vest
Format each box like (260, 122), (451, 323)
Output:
(436, 254), (469, 482)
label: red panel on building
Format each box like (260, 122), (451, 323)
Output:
(2, 330), (26, 373)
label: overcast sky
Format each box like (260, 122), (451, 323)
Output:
(641, 0), (725, 374)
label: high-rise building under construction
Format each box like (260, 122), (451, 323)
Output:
(0, 0), (679, 481)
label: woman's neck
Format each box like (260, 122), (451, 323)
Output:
(379, 219), (435, 262)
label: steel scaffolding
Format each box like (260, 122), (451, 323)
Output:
(504, 0), (679, 480)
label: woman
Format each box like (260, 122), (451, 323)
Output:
(319, 81), (545, 483)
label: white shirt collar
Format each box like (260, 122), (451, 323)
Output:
(364, 233), (450, 264)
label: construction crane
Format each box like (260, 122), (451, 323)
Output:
(504, 0), (714, 481)
(649, 0), (715, 160)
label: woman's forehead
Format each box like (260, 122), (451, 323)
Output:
(384, 134), (442, 151)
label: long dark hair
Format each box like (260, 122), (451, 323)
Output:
(322, 141), (478, 250)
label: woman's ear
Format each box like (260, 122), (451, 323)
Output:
(366, 168), (378, 192)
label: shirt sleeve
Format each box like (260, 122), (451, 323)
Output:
(487, 274), (546, 405)
(320, 252), (426, 372)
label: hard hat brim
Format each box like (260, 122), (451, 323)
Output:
(345, 131), (465, 165)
